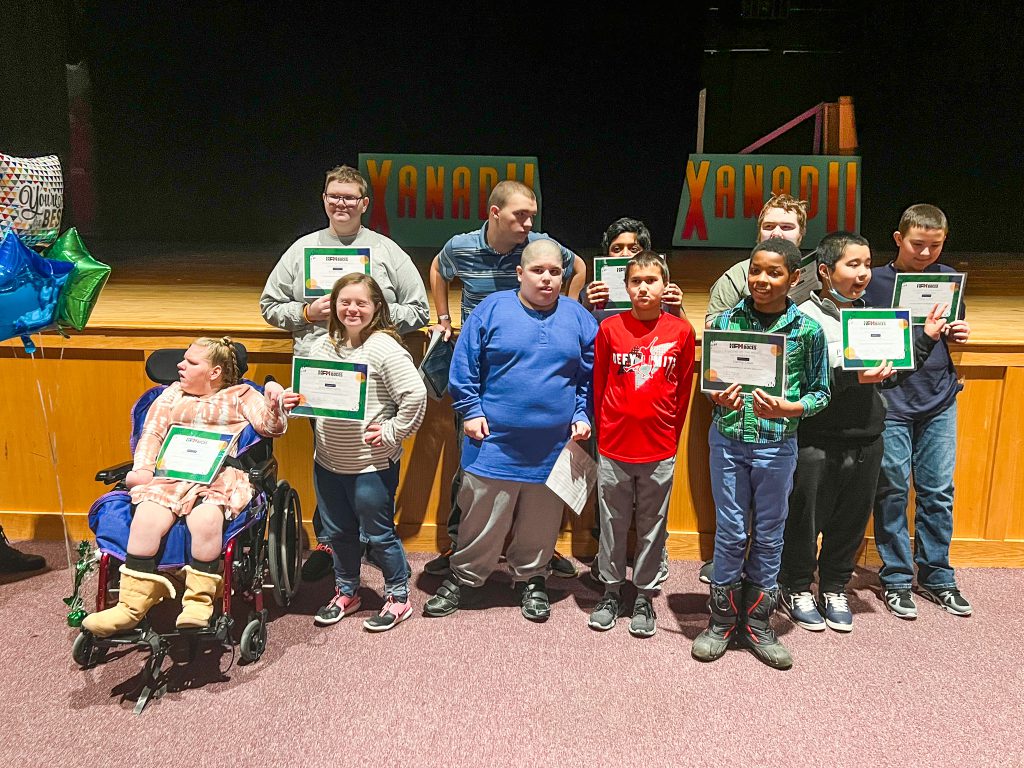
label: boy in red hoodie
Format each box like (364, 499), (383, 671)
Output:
(589, 251), (696, 636)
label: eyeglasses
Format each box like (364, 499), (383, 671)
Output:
(324, 194), (364, 206)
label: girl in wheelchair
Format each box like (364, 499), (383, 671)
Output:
(83, 336), (288, 637)
(281, 273), (426, 631)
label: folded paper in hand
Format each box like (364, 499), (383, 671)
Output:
(545, 439), (598, 515)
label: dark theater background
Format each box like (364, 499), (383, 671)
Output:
(5, 1), (1022, 257)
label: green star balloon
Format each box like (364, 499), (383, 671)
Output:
(44, 227), (110, 331)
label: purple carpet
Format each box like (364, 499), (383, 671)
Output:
(2, 540), (1021, 767)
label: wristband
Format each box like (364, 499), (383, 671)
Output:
(437, 314), (451, 322)
(302, 304), (312, 323)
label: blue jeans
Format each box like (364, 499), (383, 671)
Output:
(313, 461), (409, 602)
(873, 403), (957, 591)
(709, 427), (798, 588)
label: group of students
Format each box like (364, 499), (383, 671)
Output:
(81, 165), (971, 670)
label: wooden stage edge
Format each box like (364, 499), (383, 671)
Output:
(5, 512), (1024, 570)
(4, 250), (1024, 569)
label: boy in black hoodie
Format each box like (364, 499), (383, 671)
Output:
(777, 232), (947, 632)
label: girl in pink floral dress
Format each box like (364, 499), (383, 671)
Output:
(83, 337), (287, 637)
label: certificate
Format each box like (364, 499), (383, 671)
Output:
(303, 247), (371, 299)
(701, 329), (787, 398)
(787, 249), (822, 305)
(154, 426), (240, 484)
(892, 272), (965, 324)
(841, 308), (914, 370)
(291, 357), (369, 420)
(593, 257), (632, 310)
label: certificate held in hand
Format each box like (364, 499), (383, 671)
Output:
(154, 426), (241, 484)
(892, 272), (965, 325)
(291, 357), (369, 420)
(702, 329), (787, 398)
(841, 308), (914, 370)
(303, 247), (371, 299)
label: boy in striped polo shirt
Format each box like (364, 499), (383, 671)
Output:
(425, 180), (586, 577)
(692, 238), (830, 670)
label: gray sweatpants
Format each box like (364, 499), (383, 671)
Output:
(449, 471), (564, 588)
(595, 454), (675, 593)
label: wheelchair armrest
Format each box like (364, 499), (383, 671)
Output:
(248, 456), (279, 495)
(96, 462), (133, 485)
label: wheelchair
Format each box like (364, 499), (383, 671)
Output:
(71, 344), (303, 713)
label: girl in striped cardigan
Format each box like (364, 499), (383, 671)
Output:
(283, 273), (427, 632)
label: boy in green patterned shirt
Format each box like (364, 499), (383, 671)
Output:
(692, 238), (830, 670)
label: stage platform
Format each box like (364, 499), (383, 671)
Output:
(4, 243), (1024, 567)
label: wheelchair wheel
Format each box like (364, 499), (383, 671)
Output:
(72, 631), (106, 668)
(268, 481), (302, 607)
(239, 616), (267, 663)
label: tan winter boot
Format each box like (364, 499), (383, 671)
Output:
(81, 566), (176, 638)
(175, 566), (223, 629)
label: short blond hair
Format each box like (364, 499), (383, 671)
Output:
(757, 193), (808, 236)
(488, 179), (536, 210)
(323, 165), (368, 197)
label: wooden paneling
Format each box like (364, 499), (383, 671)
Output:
(989, 367), (1024, 541)
(4, 251), (1024, 568)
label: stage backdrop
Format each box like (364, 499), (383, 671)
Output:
(357, 153), (541, 247)
(673, 153), (861, 249)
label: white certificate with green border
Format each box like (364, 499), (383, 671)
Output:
(787, 249), (821, 305)
(892, 272), (965, 324)
(303, 247), (371, 299)
(702, 329), (787, 397)
(841, 308), (914, 370)
(291, 357), (369, 420)
(154, 426), (240, 484)
(593, 257), (632, 310)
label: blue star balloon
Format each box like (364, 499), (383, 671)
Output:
(0, 229), (74, 352)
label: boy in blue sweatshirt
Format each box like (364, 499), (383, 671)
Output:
(862, 204), (973, 619)
(424, 240), (597, 622)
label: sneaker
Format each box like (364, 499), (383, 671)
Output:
(424, 548), (453, 576)
(301, 543), (334, 582)
(587, 592), (621, 631)
(629, 595), (657, 637)
(424, 578), (463, 617)
(918, 585), (973, 617)
(519, 575), (550, 621)
(883, 588), (918, 619)
(698, 559), (714, 585)
(0, 527), (45, 572)
(314, 590), (361, 626)
(779, 588), (826, 631)
(653, 547), (670, 588)
(363, 595), (413, 632)
(819, 591), (853, 632)
(548, 551), (579, 579)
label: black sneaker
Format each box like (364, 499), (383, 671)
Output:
(918, 585), (973, 617)
(547, 551), (579, 578)
(424, 578), (463, 617)
(301, 543), (334, 582)
(629, 595), (657, 638)
(0, 527), (45, 573)
(424, 548), (453, 576)
(588, 592), (621, 631)
(518, 576), (550, 621)
(698, 559), (714, 584)
(883, 588), (918, 619)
